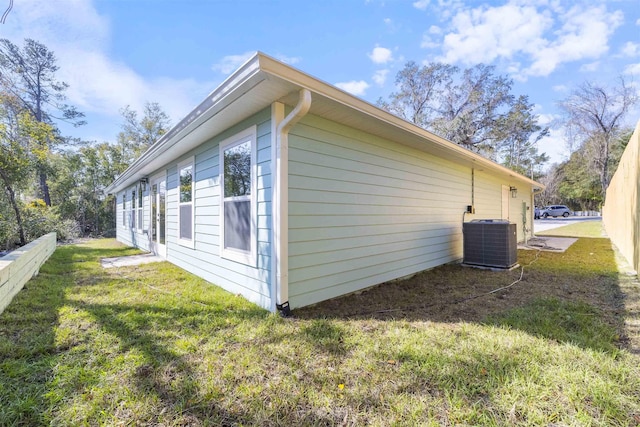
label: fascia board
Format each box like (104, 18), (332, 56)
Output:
(256, 52), (544, 190)
(106, 54), (265, 194)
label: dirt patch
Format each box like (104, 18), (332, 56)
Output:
(295, 239), (625, 332)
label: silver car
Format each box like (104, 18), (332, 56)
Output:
(540, 205), (572, 218)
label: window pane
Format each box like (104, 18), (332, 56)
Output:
(180, 165), (193, 203)
(151, 184), (157, 241)
(159, 189), (166, 244)
(138, 186), (143, 207)
(179, 204), (192, 240)
(224, 141), (251, 197)
(224, 200), (250, 251)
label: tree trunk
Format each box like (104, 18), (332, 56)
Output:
(39, 170), (51, 206)
(0, 169), (26, 246)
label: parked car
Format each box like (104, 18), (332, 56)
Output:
(540, 205), (572, 218)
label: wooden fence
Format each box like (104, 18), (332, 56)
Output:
(0, 233), (57, 315)
(603, 121), (640, 274)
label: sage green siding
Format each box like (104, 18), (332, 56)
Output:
(287, 114), (533, 308)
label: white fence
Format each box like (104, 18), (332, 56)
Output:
(0, 233), (57, 315)
(573, 211), (601, 217)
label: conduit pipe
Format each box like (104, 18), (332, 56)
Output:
(273, 89), (312, 316)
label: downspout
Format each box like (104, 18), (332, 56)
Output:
(272, 89), (312, 316)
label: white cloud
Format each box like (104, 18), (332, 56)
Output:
(624, 63), (640, 75)
(275, 54), (301, 65)
(552, 85), (569, 93)
(440, 3), (552, 65)
(372, 69), (389, 86)
(335, 80), (370, 96)
(413, 0), (430, 11)
(421, 34), (439, 49)
(620, 42), (640, 58)
(0, 0), (213, 140)
(438, 2), (622, 78)
(368, 46), (393, 64)
(527, 6), (622, 77)
(211, 51), (256, 74)
(384, 18), (392, 25)
(579, 61), (600, 72)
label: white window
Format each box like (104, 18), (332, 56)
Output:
(122, 193), (127, 228)
(131, 189), (136, 230)
(220, 126), (256, 265)
(137, 182), (144, 231)
(177, 157), (195, 248)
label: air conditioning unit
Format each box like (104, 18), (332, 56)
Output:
(463, 220), (517, 269)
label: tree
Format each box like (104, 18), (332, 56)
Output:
(117, 102), (171, 165)
(0, 93), (55, 245)
(0, 38), (85, 205)
(378, 61), (548, 169)
(495, 95), (549, 178)
(558, 78), (638, 200)
(49, 142), (123, 236)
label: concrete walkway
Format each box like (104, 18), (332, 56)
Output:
(519, 236), (578, 253)
(101, 253), (164, 269)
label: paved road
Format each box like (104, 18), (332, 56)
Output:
(533, 216), (601, 233)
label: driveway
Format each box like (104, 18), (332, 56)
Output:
(533, 216), (601, 233)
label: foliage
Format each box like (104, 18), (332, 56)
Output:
(557, 78), (638, 201)
(117, 102), (171, 164)
(0, 238), (638, 425)
(0, 94), (57, 246)
(49, 142), (125, 237)
(0, 38), (85, 206)
(539, 129), (633, 210)
(378, 61), (549, 173)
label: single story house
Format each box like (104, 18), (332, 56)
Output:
(105, 52), (543, 315)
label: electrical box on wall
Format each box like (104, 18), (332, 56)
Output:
(466, 205), (475, 214)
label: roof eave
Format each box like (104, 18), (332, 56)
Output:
(105, 53), (265, 194)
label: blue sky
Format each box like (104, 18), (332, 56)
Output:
(3, 0), (639, 165)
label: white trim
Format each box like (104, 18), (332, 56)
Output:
(130, 187), (136, 230)
(219, 125), (257, 266)
(136, 181), (144, 233)
(177, 156), (195, 249)
(106, 52), (543, 196)
(150, 172), (167, 258)
(273, 90), (311, 310)
(270, 102), (284, 312)
(121, 192), (127, 229)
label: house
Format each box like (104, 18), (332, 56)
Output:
(105, 52), (543, 315)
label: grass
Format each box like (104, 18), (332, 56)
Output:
(536, 218), (607, 238)
(1, 238), (639, 426)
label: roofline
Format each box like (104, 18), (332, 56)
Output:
(256, 52), (544, 189)
(105, 52), (264, 194)
(106, 51), (544, 194)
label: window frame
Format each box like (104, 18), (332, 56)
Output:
(130, 188), (136, 230)
(122, 193), (127, 228)
(177, 157), (195, 248)
(219, 126), (257, 265)
(137, 182), (144, 232)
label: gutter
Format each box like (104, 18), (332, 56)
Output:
(272, 89), (312, 317)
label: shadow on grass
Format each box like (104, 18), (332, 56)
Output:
(71, 300), (254, 425)
(295, 237), (628, 355)
(0, 241), (139, 425)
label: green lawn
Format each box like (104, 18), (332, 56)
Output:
(1, 238), (639, 426)
(536, 218), (606, 238)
